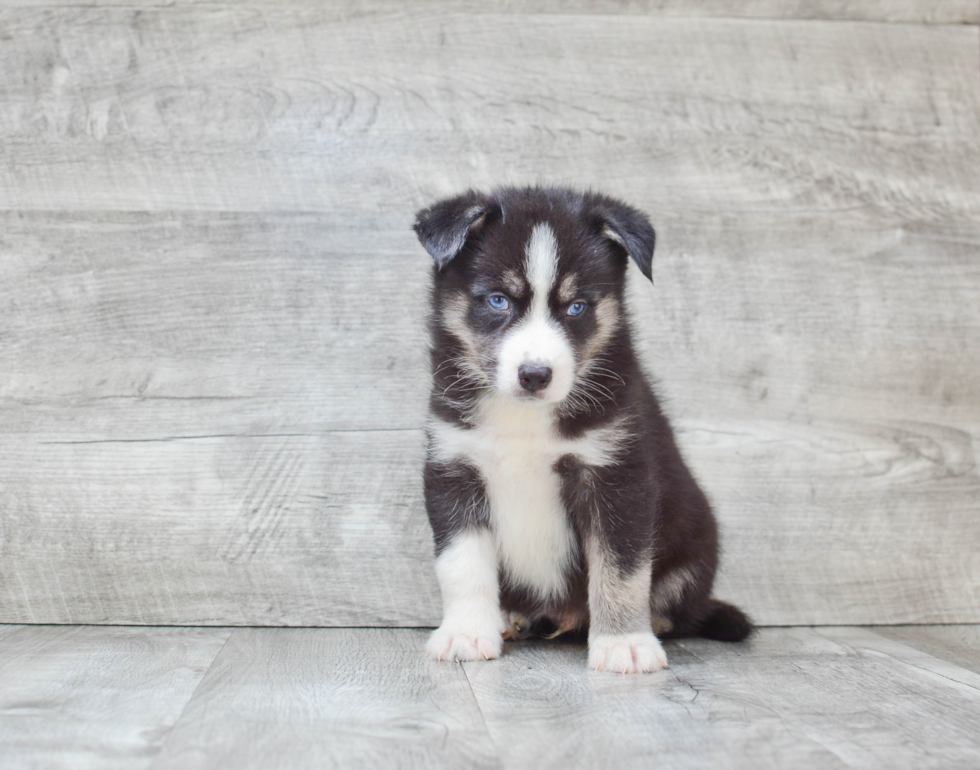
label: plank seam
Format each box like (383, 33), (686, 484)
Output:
(460, 661), (504, 766)
(817, 627), (980, 694)
(147, 627), (238, 770)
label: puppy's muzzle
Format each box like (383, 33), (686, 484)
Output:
(518, 364), (552, 394)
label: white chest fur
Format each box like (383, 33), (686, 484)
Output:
(428, 396), (625, 600)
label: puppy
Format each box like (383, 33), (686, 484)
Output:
(413, 186), (751, 673)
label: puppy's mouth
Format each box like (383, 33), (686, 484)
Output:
(515, 389), (551, 402)
(508, 382), (564, 406)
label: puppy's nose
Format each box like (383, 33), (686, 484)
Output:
(518, 364), (552, 393)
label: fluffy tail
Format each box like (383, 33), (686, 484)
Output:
(698, 599), (754, 642)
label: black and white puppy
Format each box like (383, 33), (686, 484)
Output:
(414, 186), (751, 673)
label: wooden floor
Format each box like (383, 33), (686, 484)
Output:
(1, 625), (979, 769)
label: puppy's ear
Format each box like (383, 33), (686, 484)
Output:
(413, 191), (492, 270)
(591, 195), (656, 282)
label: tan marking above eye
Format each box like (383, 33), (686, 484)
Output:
(501, 270), (525, 296)
(557, 273), (579, 304)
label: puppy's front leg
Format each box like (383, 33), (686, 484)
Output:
(426, 528), (504, 662)
(585, 535), (667, 673)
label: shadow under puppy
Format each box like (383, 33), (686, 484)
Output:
(414, 186), (752, 673)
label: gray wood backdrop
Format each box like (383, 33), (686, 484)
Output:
(2, 0), (978, 627)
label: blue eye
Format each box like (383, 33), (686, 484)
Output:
(487, 294), (510, 311)
(567, 301), (586, 316)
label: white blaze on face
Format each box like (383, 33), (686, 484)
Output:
(495, 223), (575, 402)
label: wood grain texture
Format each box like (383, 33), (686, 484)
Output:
(2, 1), (977, 24)
(868, 624), (980, 675)
(0, 625), (231, 770)
(3, 213), (979, 431)
(0, 623), (26, 643)
(150, 628), (499, 770)
(0, 431), (442, 625)
(463, 627), (980, 769)
(687, 418), (980, 626)
(1, 419), (976, 626)
(2, 625), (980, 770)
(3, 209), (977, 625)
(0, 8), (977, 212)
(818, 625), (980, 692)
(0, 212), (429, 437)
(1, 1), (979, 627)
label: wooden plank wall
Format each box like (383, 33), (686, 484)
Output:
(1, 1), (978, 626)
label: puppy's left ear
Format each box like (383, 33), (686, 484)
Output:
(591, 196), (656, 282)
(413, 190), (491, 271)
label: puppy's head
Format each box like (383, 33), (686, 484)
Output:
(414, 187), (655, 408)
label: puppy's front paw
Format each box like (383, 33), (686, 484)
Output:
(426, 624), (503, 662)
(589, 632), (668, 673)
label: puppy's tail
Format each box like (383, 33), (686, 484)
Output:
(698, 599), (754, 642)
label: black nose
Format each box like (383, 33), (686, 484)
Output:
(518, 365), (552, 393)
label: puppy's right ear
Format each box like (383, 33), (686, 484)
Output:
(413, 191), (491, 270)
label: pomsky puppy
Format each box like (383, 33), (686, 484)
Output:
(413, 186), (752, 673)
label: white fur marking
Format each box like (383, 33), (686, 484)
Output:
(589, 632), (668, 674)
(427, 530), (504, 662)
(428, 404), (627, 600)
(526, 223), (559, 296)
(494, 223), (575, 403)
